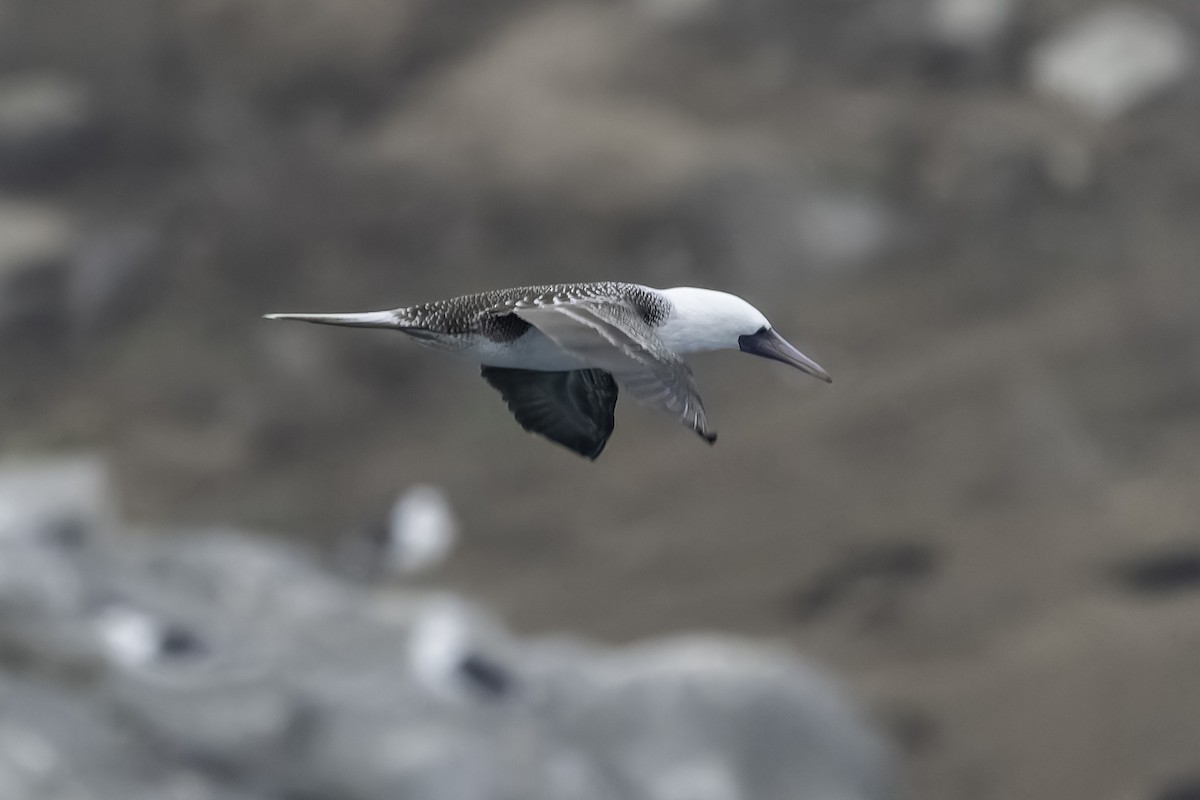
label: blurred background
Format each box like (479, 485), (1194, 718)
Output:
(1, 0), (1200, 798)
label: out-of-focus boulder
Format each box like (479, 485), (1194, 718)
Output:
(369, 4), (728, 211)
(383, 485), (459, 574)
(679, 171), (899, 287)
(0, 456), (113, 543)
(635, 0), (722, 28)
(927, 0), (1018, 53)
(66, 226), (162, 335)
(0, 201), (76, 337)
(0, 458), (113, 672)
(525, 637), (897, 800)
(847, 0), (1023, 83)
(0, 211), (162, 344)
(180, 0), (420, 109)
(1029, 4), (1195, 121)
(0, 677), (261, 800)
(0, 74), (101, 186)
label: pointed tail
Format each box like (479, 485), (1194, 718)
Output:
(263, 310), (402, 329)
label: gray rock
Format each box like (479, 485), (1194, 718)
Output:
(0, 457), (897, 800)
(180, 0), (418, 106)
(1029, 4), (1195, 120)
(66, 226), (162, 335)
(682, 171), (898, 287)
(0, 456), (114, 544)
(106, 666), (302, 771)
(0, 457), (112, 671)
(0, 201), (76, 336)
(0, 212), (162, 341)
(635, 0), (722, 29)
(0, 74), (100, 185)
(526, 638), (895, 800)
(97, 530), (416, 777)
(368, 4), (723, 211)
(0, 676), (259, 800)
(927, 0), (1017, 52)
(775, 0), (1020, 84)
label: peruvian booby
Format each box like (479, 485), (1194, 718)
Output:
(265, 282), (831, 459)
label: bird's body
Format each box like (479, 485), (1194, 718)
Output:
(266, 282), (830, 459)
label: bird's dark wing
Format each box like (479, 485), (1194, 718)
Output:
(480, 367), (618, 460)
(507, 301), (716, 444)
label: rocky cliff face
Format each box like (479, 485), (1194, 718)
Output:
(2, 2), (1200, 799)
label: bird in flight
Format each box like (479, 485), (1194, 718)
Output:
(265, 282), (831, 460)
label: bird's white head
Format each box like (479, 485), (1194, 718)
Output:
(657, 287), (832, 383)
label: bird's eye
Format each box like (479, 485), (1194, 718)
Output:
(756, 325), (768, 335)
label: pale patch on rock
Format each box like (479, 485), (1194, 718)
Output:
(1029, 4), (1194, 120)
(368, 5), (763, 211)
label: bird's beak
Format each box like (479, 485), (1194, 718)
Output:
(263, 310), (399, 329)
(738, 328), (832, 383)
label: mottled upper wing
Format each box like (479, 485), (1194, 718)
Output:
(504, 298), (716, 444)
(482, 283), (671, 325)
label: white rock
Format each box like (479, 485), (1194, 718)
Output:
(929, 0), (1016, 49)
(386, 484), (458, 573)
(793, 190), (896, 271)
(0, 456), (113, 543)
(647, 759), (743, 800)
(94, 605), (165, 669)
(406, 597), (511, 702)
(407, 599), (471, 697)
(1029, 4), (1194, 120)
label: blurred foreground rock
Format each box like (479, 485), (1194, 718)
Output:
(0, 457), (896, 800)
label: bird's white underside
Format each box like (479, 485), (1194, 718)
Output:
(472, 329), (589, 370)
